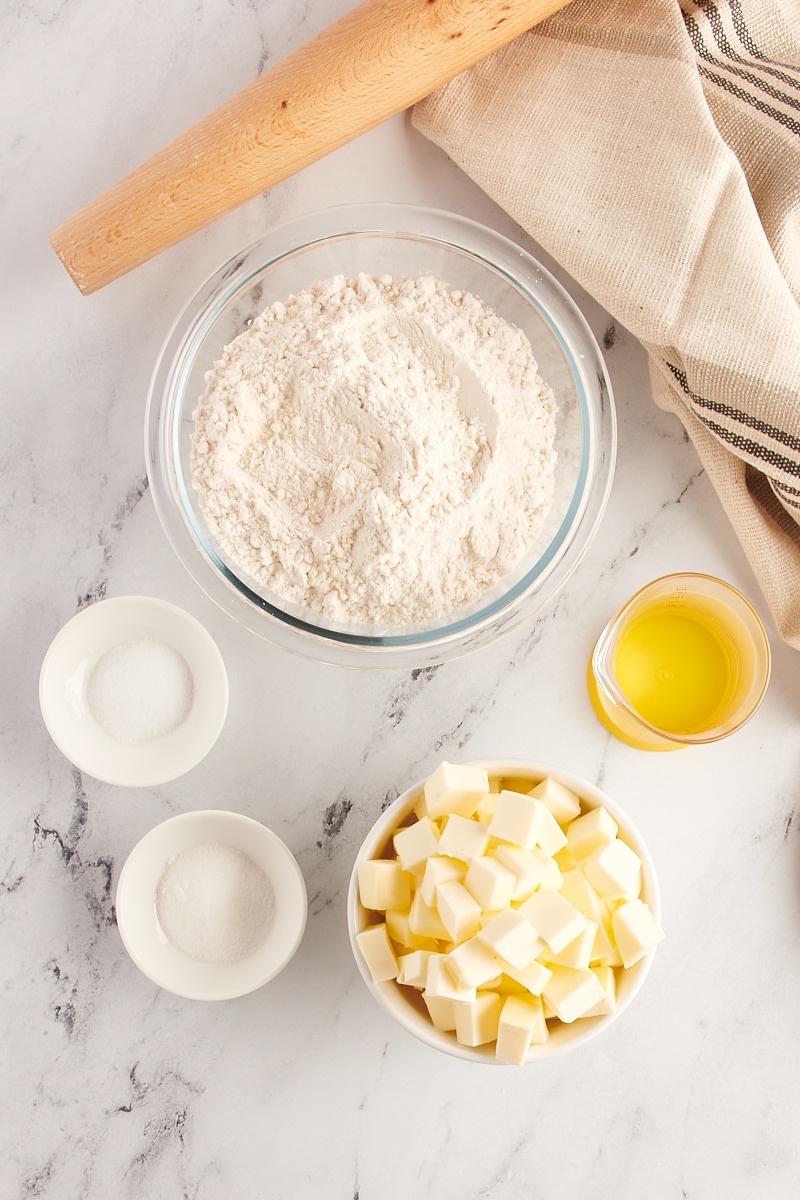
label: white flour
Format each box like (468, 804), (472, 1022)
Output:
(192, 273), (556, 625)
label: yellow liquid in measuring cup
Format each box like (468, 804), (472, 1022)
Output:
(613, 602), (739, 735)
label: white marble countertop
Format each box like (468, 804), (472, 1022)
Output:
(3, 2), (800, 1197)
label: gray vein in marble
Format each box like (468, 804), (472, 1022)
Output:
(115, 1062), (204, 1196)
(77, 473), (149, 610)
(604, 465), (707, 573)
(383, 666), (440, 731)
(31, 768), (116, 935)
(317, 795), (353, 850)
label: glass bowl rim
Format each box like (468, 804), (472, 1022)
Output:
(146, 202), (616, 668)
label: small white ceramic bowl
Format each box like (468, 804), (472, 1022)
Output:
(116, 810), (308, 1000)
(347, 759), (662, 1064)
(39, 595), (228, 786)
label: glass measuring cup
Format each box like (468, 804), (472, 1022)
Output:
(588, 573), (771, 751)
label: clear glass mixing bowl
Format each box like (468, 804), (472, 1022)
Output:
(146, 204), (615, 668)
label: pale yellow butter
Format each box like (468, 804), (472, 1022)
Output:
(420, 855), (466, 907)
(518, 886), (587, 954)
(500, 957), (553, 997)
(436, 880), (482, 943)
(408, 890), (449, 941)
(454, 990), (504, 1047)
(492, 844), (561, 900)
(357, 859), (412, 911)
(558, 866), (603, 914)
(544, 920), (598, 970)
(397, 949), (434, 988)
(438, 813), (491, 862)
(496, 994), (547, 1065)
(356, 923), (399, 983)
(423, 993), (457, 1032)
(425, 953), (476, 1002)
(385, 907), (438, 952)
(356, 762), (665, 1065)
(566, 805), (619, 861)
(610, 898), (665, 967)
(444, 936), (501, 989)
(477, 907), (544, 970)
(393, 816), (440, 873)
(423, 761), (489, 819)
(534, 803), (569, 857)
(542, 965), (605, 1023)
(582, 965), (618, 1017)
(488, 790), (545, 849)
(464, 855), (516, 911)
(528, 776), (581, 824)
(475, 791), (499, 823)
(584, 838), (642, 903)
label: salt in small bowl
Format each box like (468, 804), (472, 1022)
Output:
(39, 595), (228, 786)
(115, 809), (308, 1001)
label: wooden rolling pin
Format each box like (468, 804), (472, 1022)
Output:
(50, 0), (571, 294)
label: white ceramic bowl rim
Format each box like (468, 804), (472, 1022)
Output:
(146, 203), (616, 668)
(347, 758), (662, 1064)
(115, 809), (308, 1001)
(38, 595), (229, 786)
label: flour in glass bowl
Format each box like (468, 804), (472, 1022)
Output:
(191, 273), (557, 626)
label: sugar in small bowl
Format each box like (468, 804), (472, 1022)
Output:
(116, 810), (308, 1001)
(348, 759), (664, 1065)
(39, 595), (229, 786)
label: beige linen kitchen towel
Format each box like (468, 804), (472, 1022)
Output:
(413, 0), (800, 651)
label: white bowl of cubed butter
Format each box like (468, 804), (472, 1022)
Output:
(347, 760), (664, 1065)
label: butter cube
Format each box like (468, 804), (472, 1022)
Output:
(496, 994), (546, 1065)
(423, 761), (490, 819)
(396, 949), (434, 989)
(488, 790), (545, 849)
(557, 868), (620, 965)
(558, 867), (603, 915)
(566, 806), (619, 861)
(475, 791), (499, 823)
(393, 817), (440, 873)
(584, 838), (642, 902)
(357, 859), (412, 911)
(554, 846), (579, 872)
(436, 880), (482, 943)
(534, 804), (569, 857)
(464, 856), (517, 911)
(408, 890), (449, 941)
(500, 958), (552, 997)
(610, 899), (665, 967)
(423, 993), (457, 1031)
(545, 920), (598, 970)
(444, 936), (501, 989)
(542, 965), (605, 1023)
(518, 887), (587, 954)
(420, 855), (466, 907)
(355, 923), (398, 983)
(385, 908), (438, 952)
(589, 912), (622, 967)
(478, 907), (544, 970)
(425, 953), (476, 1002)
(454, 990), (503, 1047)
(493, 973), (527, 994)
(581, 966), (618, 1017)
(494, 844), (562, 900)
(528, 776), (582, 824)
(438, 814), (491, 862)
